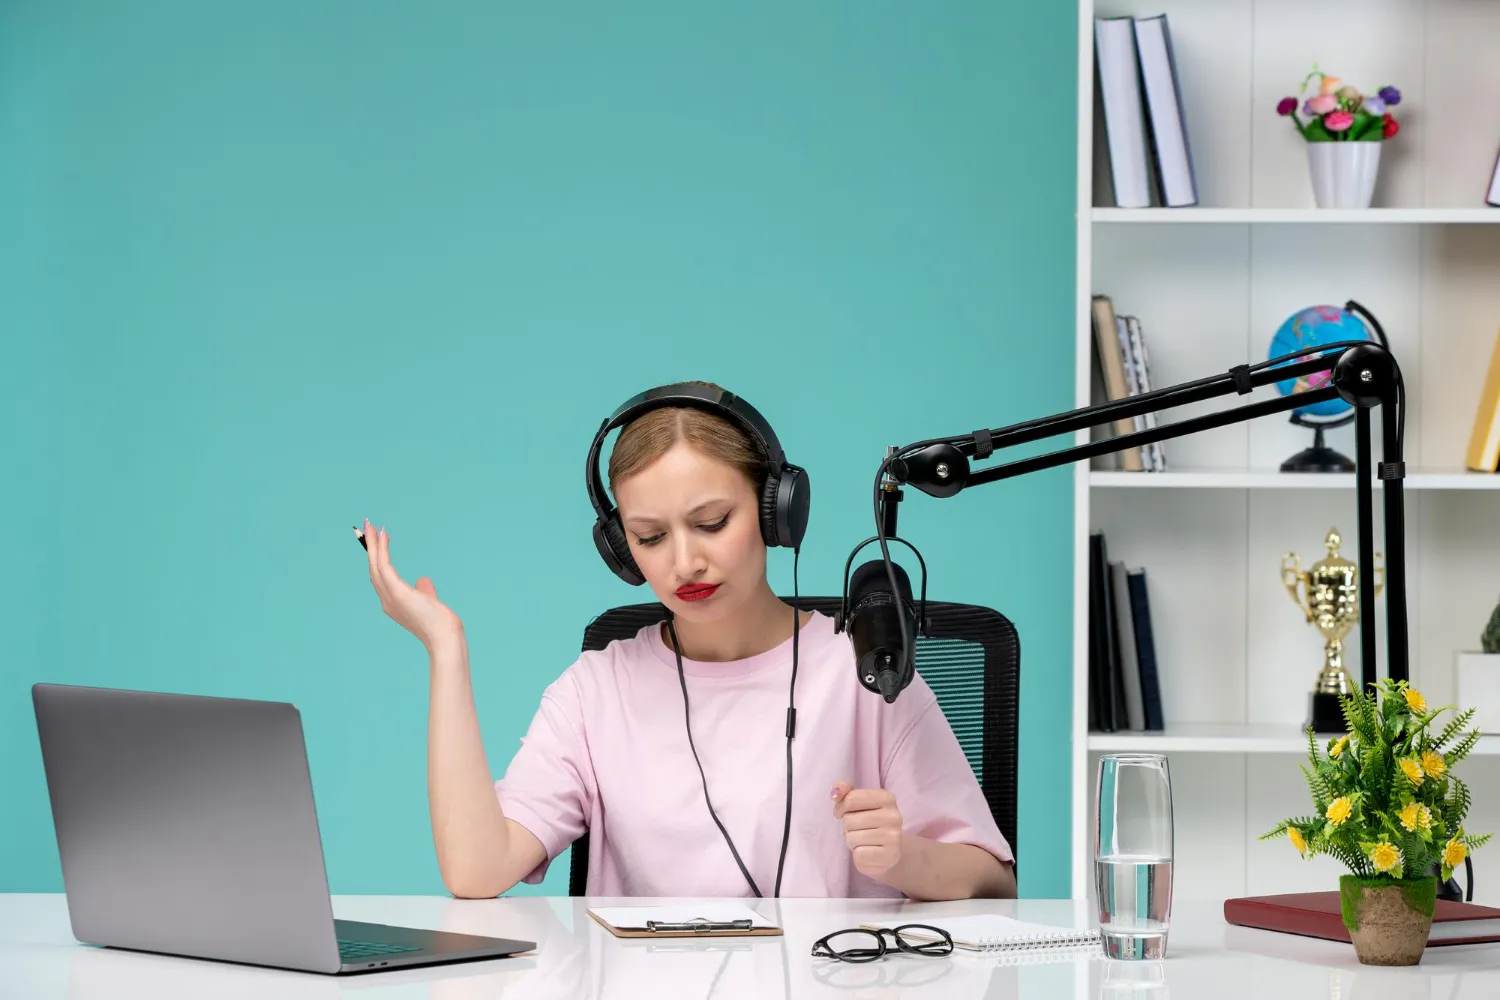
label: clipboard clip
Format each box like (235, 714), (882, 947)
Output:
(645, 917), (754, 933)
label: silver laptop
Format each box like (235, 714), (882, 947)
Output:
(31, 683), (536, 975)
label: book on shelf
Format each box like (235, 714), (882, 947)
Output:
(1092, 295), (1144, 472)
(1088, 530), (1164, 733)
(1225, 892), (1500, 946)
(1091, 294), (1166, 472)
(1093, 13), (1198, 209)
(1123, 314), (1167, 471)
(1464, 325), (1500, 473)
(1132, 14), (1198, 208)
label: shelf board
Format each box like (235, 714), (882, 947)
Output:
(1089, 469), (1500, 491)
(1087, 723), (1498, 755)
(1091, 207), (1500, 225)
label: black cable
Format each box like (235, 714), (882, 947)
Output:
(670, 614), (765, 897)
(773, 545), (800, 898)
(668, 557), (800, 899)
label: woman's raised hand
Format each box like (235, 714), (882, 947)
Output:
(364, 518), (464, 650)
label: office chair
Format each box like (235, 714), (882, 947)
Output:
(565, 597), (1020, 897)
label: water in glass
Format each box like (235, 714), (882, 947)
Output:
(1094, 753), (1174, 959)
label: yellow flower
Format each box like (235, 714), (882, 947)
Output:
(1370, 842), (1401, 873)
(1326, 797), (1353, 826)
(1330, 735), (1349, 759)
(1444, 839), (1468, 868)
(1422, 750), (1447, 779)
(1403, 687), (1427, 714)
(1288, 827), (1308, 856)
(1398, 802), (1432, 833)
(1399, 757), (1424, 786)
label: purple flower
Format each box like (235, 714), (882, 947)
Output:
(1379, 86), (1401, 106)
(1277, 96), (1297, 116)
(1363, 97), (1387, 116)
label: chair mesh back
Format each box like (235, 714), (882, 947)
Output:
(567, 597), (1019, 896)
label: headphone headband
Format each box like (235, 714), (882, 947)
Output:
(584, 382), (789, 519)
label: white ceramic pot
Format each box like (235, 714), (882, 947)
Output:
(1306, 141), (1382, 209)
(1455, 651), (1500, 733)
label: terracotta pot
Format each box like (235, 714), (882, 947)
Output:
(1340, 874), (1436, 966)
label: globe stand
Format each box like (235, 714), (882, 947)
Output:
(1281, 421), (1355, 473)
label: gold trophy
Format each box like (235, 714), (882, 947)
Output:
(1281, 528), (1383, 734)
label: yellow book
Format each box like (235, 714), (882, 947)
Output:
(1465, 327), (1500, 473)
(1091, 294), (1144, 472)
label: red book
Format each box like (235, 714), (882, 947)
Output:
(1225, 892), (1500, 946)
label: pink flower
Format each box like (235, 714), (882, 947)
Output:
(1306, 94), (1338, 115)
(1325, 111), (1354, 132)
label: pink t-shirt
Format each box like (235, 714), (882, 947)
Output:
(493, 610), (1013, 897)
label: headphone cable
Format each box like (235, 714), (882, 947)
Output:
(668, 547), (800, 899)
(773, 544), (800, 898)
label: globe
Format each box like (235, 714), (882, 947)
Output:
(1269, 304), (1373, 418)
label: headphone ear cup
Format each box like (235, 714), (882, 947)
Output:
(758, 473), (784, 548)
(759, 465), (810, 549)
(766, 464), (810, 549)
(593, 515), (645, 586)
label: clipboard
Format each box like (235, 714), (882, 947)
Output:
(586, 905), (783, 939)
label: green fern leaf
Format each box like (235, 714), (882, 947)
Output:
(1341, 692), (1375, 747)
(1447, 730), (1481, 767)
(1400, 830), (1430, 874)
(1362, 745), (1390, 812)
(1300, 762), (1333, 811)
(1432, 708), (1476, 752)
(1448, 775), (1472, 826)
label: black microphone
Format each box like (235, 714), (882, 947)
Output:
(843, 559), (918, 703)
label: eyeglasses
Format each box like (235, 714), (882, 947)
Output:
(810, 924), (954, 963)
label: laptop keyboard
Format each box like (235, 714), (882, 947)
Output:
(338, 938), (423, 961)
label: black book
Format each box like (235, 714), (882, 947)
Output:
(1127, 568), (1165, 731)
(1089, 532), (1123, 732)
(1087, 533), (1106, 731)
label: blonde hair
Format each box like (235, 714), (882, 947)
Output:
(607, 382), (767, 497)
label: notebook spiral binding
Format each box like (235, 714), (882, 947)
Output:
(883, 923), (1104, 958)
(957, 931), (1101, 954)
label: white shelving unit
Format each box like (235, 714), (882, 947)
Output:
(1094, 207), (1500, 224)
(1072, 0), (1500, 904)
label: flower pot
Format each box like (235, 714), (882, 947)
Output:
(1340, 874), (1436, 966)
(1306, 141), (1382, 209)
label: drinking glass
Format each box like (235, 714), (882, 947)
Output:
(1094, 753), (1174, 960)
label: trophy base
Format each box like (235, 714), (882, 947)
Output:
(1281, 426), (1355, 473)
(1308, 691), (1350, 735)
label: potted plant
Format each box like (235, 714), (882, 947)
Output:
(1262, 678), (1490, 966)
(1455, 595), (1500, 734)
(1275, 65), (1403, 209)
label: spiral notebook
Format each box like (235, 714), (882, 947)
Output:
(862, 914), (1102, 954)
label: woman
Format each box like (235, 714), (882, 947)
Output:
(364, 383), (1016, 900)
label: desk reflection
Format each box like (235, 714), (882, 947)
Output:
(57, 895), (1083, 1000)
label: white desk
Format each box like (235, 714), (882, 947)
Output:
(4, 893), (1499, 999)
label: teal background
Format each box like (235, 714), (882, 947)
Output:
(1, 2), (1077, 896)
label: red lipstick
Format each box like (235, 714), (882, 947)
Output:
(675, 583), (720, 602)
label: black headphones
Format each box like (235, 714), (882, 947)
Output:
(585, 382), (811, 585)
